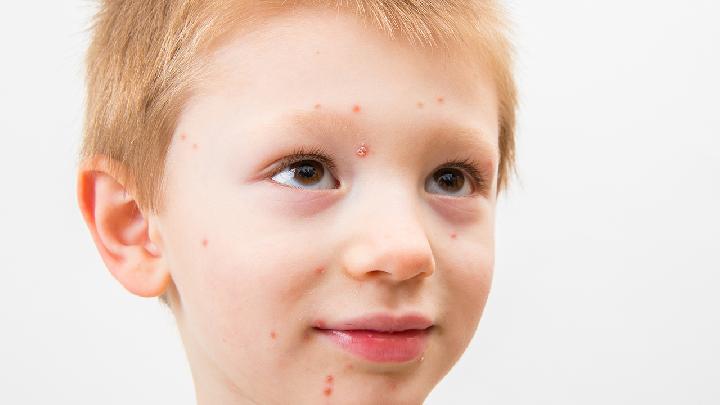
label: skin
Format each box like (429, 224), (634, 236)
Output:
(78, 7), (499, 405)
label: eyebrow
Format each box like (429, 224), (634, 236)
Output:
(279, 109), (499, 166)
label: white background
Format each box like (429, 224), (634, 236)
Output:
(1, 1), (718, 404)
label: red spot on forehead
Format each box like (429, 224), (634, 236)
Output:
(352, 104), (362, 113)
(355, 143), (369, 158)
(323, 387), (333, 396)
(270, 331), (277, 340)
(202, 238), (208, 247)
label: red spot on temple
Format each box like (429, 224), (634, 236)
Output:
(437, 96), (445, 104)
(323, 387), (333, 397)
(355, 143), (369, 158)
(352, 104), (362, 113)
(202, 238), (209, 247)
(270, 331), (277, 340)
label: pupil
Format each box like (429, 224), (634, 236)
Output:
(436, 169), (464, 191)
(293, 160), (323, 184)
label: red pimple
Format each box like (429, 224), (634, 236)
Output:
(326, 375), (334, 384)
(323, 387), (333, 397)
(270, 330), (277, 340)
(437, 96), (445, 104)
(315, 266), (326, 275)
(202, 238), (209, 247)
(352, 104), (362, 113)
(316, 320), (326, 328)
(355, 143), (369, 158)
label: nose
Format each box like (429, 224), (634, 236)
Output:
(340, 188), (436, 283)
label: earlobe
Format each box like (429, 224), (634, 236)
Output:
(77, 156), (170, 298)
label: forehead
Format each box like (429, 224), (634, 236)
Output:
(186, 6), (499, 157)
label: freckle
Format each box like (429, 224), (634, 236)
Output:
(355, 143), (369, 158)
(450, 232), (457, 239)
(437, 96), (445, 104)
(315, 266), (326, 275)
(323, 387), (333, 397)
(417, 101), (424, 109)
(315, 50), (320, 55)
(314, 103), (322, 110)
(352, 104), (362, 113)
(202, 238), (208, 247)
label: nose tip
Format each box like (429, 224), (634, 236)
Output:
(343, 242), (436, 283)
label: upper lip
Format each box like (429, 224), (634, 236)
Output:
(313, 313), (434, 332)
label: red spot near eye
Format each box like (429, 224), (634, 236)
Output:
(417, 101), (424, 108)
(323, 387), (333, 397)
(326, 375), (334, 384)
(180, 134), (187, 141)
(314, 103), (322, 110)
(450, 232), (457, 239)
(315, 266), (326, 275)
(355, 143), (369, 158)
(352, 104), (362, 113)
(390, 382), (398, 391)
(202, 238), (208, 247)
(437, 96), (445, 104)
(270, 331), (277, 340)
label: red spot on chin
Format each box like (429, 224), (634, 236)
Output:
(355, 143), (369, 158)
(352, 104), (362, 113)
(270, 331), (277, 340)
(437, 96), (445, 104)
(315, 266), (326, 275)
(323, 387), (333, 397)
(450, 232), (457, 239)
(202, 238), (208, 247)
(326, 375), (334, 384)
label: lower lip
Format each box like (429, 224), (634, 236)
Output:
(315, 328), (431, 362)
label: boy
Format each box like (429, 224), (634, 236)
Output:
(77, 1), (517, 403)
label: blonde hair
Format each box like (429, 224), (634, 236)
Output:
(80, 0), (517, 215)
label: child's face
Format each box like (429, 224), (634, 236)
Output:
(152, 7), (499, 404)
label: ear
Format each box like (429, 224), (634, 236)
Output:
(77, 156), (170, 297)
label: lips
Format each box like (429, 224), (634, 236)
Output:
(313, 313), (433, 362)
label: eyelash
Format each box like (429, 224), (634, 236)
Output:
(268, 145), (488, 195)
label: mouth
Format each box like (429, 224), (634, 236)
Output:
(312, 313), (434, 363)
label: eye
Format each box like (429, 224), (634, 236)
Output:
(268, 146), (340, 190)
(425, 158), (487, 197)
